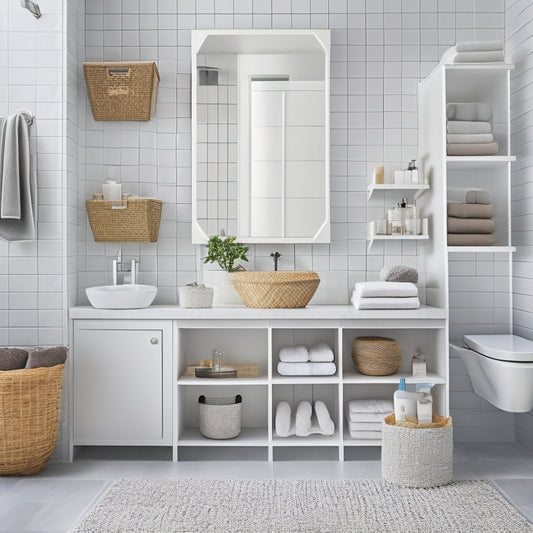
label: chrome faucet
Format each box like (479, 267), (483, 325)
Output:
(270, 251), (281, 271)
(112, 250), (138, 284)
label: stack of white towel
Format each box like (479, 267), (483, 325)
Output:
(441, 41), (506, 65)
(275, 400), (335, 437)
(277, 343), (336, 376)
(351, 281), (420, 310)
(446, 103), (499, 156)
(346, 399), (393, 440)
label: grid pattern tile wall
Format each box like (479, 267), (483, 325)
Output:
(507, 0), (533, 449)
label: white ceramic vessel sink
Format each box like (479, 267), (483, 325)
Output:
(86, 284), (157, 309)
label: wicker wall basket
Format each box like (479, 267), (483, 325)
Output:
(0, 364), (65, 476)
(352, 336), (402, 376)
(86, 198), (162, 242)
(83, 61), (160, 121)
(382, 413), (453, 488)
(198, 395), (242, 440)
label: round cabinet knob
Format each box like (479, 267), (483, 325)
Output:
(150, 337), (159, 345)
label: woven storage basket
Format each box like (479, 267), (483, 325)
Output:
(86, 198), (162, 242)
(0, 364), (65, 476)
(83, 61), (160, 121)
(352, 336), (401, 376)
(231, 271), (320, 308)
(198, 395), (242, 439)
(381, 413), (453, 488)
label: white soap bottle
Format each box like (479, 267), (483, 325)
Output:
(103, 180), (122, 201)
(393, 378), (420, 423)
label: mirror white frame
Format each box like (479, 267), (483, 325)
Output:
(191, 29), (330, 244)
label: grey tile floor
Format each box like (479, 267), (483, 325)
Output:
(0, 442), (532, 532)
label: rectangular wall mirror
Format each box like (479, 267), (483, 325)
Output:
(191, 29), (330, 244)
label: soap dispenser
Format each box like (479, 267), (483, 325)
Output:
(393, 378), (421, 423)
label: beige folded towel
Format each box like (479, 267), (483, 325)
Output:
(456, 41), (504, 52)
(448, 234), (496, 246)
(446, 133), (494, 144)
(447, 217), (495, 234)
(453, 50), (506, 63)
(447, 121), (492, 134)
(447, 142), (499, 156)
(447, 203), (494, 219)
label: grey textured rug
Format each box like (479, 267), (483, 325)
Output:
(74, 478), (533, 533)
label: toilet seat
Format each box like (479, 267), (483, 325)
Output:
(463, 335), (533, 363)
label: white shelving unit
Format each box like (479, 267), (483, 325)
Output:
(367, 183), (430, 201)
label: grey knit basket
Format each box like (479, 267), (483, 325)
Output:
(381, 414), (453, 488)
(198, 395), (242, 439)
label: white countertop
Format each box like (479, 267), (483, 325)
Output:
(69, 304), (447, 322)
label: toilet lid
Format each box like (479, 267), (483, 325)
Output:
(463, 335), (533, 363)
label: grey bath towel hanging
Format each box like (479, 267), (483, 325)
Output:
(0, 112), (37, 241)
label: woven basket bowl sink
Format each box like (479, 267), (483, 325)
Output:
(86, 284), (157, 309)
(231, 271), (320, 308)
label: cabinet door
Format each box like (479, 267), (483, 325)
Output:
(73, 327), (166, 444)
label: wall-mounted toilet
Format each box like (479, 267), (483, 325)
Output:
(450, 334), (533, 413)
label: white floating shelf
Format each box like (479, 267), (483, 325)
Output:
(446, 156), (515, 171)
(178, 427), (268, 446)
(342, 371), (446, 385)
(447, 246), (516, 253)
(367, 183), (430, 201)
(367, 219), (429, 249)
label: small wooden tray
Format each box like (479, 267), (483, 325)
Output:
(195, 367), (237, 378)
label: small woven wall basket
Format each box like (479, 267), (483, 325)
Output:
(231, 271), (320, 308)
(0, 364), (65, 476)
(352, 336), (402, 376)
(86, 198), (162, 242)
(83, 61), (160, 121)
(381, 413), (453, 488)
(198, 395), (242, 440)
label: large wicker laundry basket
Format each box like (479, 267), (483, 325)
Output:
(0, 364), (65, 475)
(352, 336), (402, 376)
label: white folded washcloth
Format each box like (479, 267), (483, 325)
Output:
(456, 41), (504, 52)
(348, 399), (393, 414)
(446, 133), (494, 144)
(275, 401), (295, 437)
(454, 50), (505, 63)
(309, 342), (334, 362)
(349, 430), (382, 440)
(348, 412), (389, 423)
(314, 400), (335, 436)
(277, 362), (336, 376)
(347, 421), (382, 432)
(446, 121), (492, 134)
(352, 292), (420, 310)
(466, 190), (491, 205)
(295, 400), (312, 437)
(447, 103), (493, 122)
(279, 344), (309, 362)
(353, 281), (418, 298)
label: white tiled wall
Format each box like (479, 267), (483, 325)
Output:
(506, 0), (533, 449)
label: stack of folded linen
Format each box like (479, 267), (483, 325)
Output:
(346, 399), (393, 440)
(351, 281), (420, 310)
(447, 189), (495, 246)
(446, 103), (499, 156)
(440, 41), (506, 65)
(277, 342), (336, 376)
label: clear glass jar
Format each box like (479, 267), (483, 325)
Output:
(212, 349), (223, 373)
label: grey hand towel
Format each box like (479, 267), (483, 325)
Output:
(447, 142), (499, 156)
(456, 41), (504, 52)
(446, 103), (493, 122)
(453, 50), (505, 63)
(466, 190), (491, 205)
(0, 113), (37, 241)
(446, 133), (494, 144)
(447, 233), (496, 246)
(447, 203), (494, 219)
(447, 121), (492, 134)
(447, 217), (495, 234)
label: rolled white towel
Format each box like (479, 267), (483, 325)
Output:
(349, 430), (382, 440)
(277, 362), (336, 376)
(295, 400), (312, 437)
(275, 401), (295, 437)
(347, 421), (382, 432)
(446, 103), (493, 122)
(456, 41), (504, 52)
(314, 400), (335, 436)
(352, 292), (420, 310)
(354, 281), (418, 298)
(349, 399), (393, 414)
(279, 344), (309, 362)
(308, 342), (334, 362)
(348, 412), (389, 423)
(453, 50), (505, 63)
(446, 121), (492, 134)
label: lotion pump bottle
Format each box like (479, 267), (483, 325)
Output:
(393, 378), (421, 423)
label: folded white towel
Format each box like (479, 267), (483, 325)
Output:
(277, 362), (336, 376)
(456, 41), (504, 52)
(347, 421), (382, 432)
(348, 399), (393, 414)
(352, 292), (420, 310)
(308, 342), (334, 362)
(466, 190), (491, 205)
(354, 281), (418, 298)
(349, 430), (382, 440)
(275, 401), (295, 437)
(295, 400), (312, 437)
(279, 344), (309, 363)
(447, 103), (493, 122)
(447, 121), (492, 134)
(314, 400), (335, 436)
(446, 133), (494, 144)
(454, 50), (505, 63)
(348, 412), (389, 423)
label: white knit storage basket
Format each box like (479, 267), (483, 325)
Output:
(198, 395), (242, 440)
(381, 415), (453, 488)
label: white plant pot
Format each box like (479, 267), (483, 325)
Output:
(202, 270), (243, 307)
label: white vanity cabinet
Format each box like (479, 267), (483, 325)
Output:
(71, 320), (173, 447)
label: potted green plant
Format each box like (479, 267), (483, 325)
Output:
(202, 236), (249, 306)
